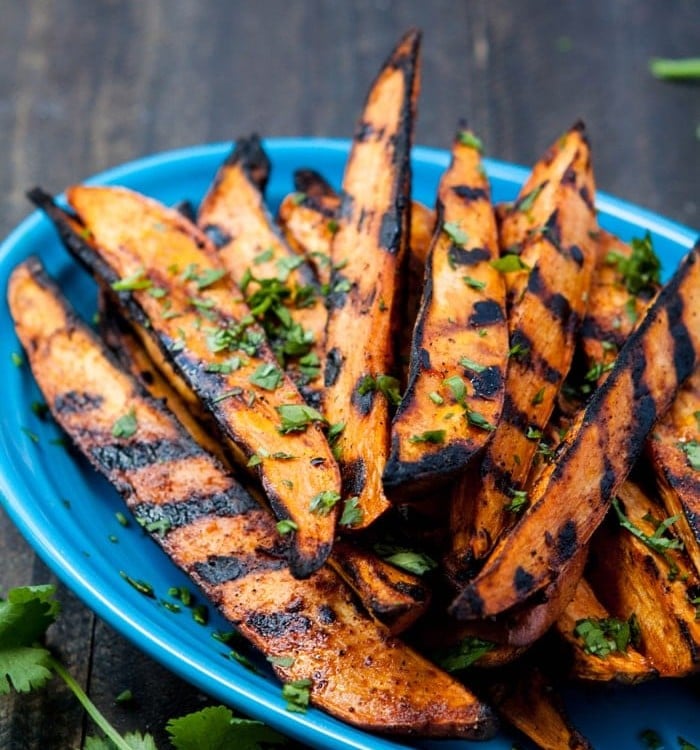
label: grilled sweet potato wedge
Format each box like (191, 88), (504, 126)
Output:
(384, 127), (508, 493)
(322, 30), (421, 528)
(197, 135), (326, 404)
(101, 295), (431, 636)
(447, 137), (598, 582)
(32, 186), (340, 579)
(487, 667), (593, 750)
(555, 578), (655, 684)
(8, 258), (496, 739)
(587, 481), (700, 677)
(649, 368), (700, 576)
(450, 243), (700, 620)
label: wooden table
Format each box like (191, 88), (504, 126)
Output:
(1, 2), (698, 747)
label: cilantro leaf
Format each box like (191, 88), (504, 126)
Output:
(491, 254), (529, 273)
(680, 440), (700, 471)
(443, 221), (469, 245)
(432, 636), (495, 672)
(574, 615), (638, 657)
(85, 732), (158, 750)
(167, 705), (285, 750)
(276, 404), (326, 434)
(605, 232), (661, 295)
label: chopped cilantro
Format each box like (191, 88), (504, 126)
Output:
(508, 341), (530, 359)
(574, 615), (639, 657)
(463, 275), (486, 290)
(409, 430), (446, 444)
(282, 678), (312, 713)
(112, 409), (137, 439)
(249, 362), (283, 391)
(276, 519), (298, 535)
(111, 268), (152, 292)
(679, 440), (700, 471)
(276, 403), (326, 433)
(11, 352), (23, 367)
(253, 248), (275, 265)
(443, 375), (467, 404)
(327, 219), (339, 234)
(531, 387), (545, 405)
(491, 254), (530, 273)
(309, 490), (341, 516)
(517, 183), (545, 213)
(432, 636), (495, 672)
(119, 571), (154, 597)
(505, 489), (528, 512)
(429, 391), (444, 405)
(339, 496), (363, 527)
(457, 130), (484, 153)
(276, 255), (303, 281)
(459, 356), (486, 373)
(443, 221), (469, 245)
(466, 409), (495, 431)
(382, 550), (437, 576)
(606, 233), (661, 296)
(205, 357), (242, 374)
(357, 374), (402, 405)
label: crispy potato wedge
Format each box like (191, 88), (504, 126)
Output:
(197, 135), (327, 404)
(587, 481), (700, 677)
(487, 667), (593, 750)
(384, 127), (508, 493)
(555, 578), (656, 684)
(31, 186), (341, 579)
(322, 29), (421, 528)
(450, 244), (700, 619)
(649, 368), (700, 576)
(447, 135), (598, 581)
(8, 257), (497, 739)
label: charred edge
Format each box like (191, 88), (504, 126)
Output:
(449, 585), (484, 619)
(514, 566), (536, 595)
(245, 610), (313, 638)
(580, 316), (627, 349)
(569, 244), (585, 267)
(448, 245), (491, 267)
(391, 579), (429, 602)
(387, 28), (422, 74)
(54, 391), (104, 414)
(324, 347), (343, 387)
(298, 383), (322, 410)
(172, 200), (197, 222)
(131, 487), (259, 529)
(662, 471), (700, 532)
(501, 393), (530, 433)
(469, 299), (505, 327)
(383, 439), (475, 490)
(90, 438), (202, 473)
(289, 541), (332, 580)
(579, 185), (595, 212)
(354, 121), (381, 143)
(561, 167), (577, 186)
(318, 605), (336, 624)
(293, 168), (337, 201)
(470, 366), (503, 400)
(341, 458), (367, 497)
(554, 519), (578, 562)
(452, 185), (489, 202)
(379, 208), (402, 253)
(542, 210), (562, 251)
(193, 554), (286, 585)
(326, 274), (350, 311)
(351, 377), (375, 416)
(225, 134), (270, 192)
(667, 293), (696, 384)
(202, 224), (232, 249)
(526, 267), (577, 326)
(599, 453), (617, 501)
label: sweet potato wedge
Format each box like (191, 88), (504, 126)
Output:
(487, 667), (593, 750)
(322, 29), (421, 528)
(450, 243), (700, 619)
(384, 126), (508, 493)
(555, 577), (656, 684)
(8, 257), (496, 739)
(31, 186), (340, 579)
(197, 135), (327, 405)
(447, 134), (598, 581)
(648, 368), (700, 576)
(587, 481), (700, 677)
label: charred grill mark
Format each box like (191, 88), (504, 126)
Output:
(383, 440), (474, 489)
(54, 391), (104, 413)
(352, 377), (375, 416)
(327, 275), (351, 310)
(173, 200), (197, 222)
(469, 300), (504, 327)
(225, 134), (270, 191)
(524, 266), (580, 328)
(418, 348), (431, 371)
(324, 347), (343, 387)
(579, 185), (594, 211)
(379, 210), (401, 253)
(580, 317), (627, 348)
(246, 610), (312, 638)
(542, 211), (562, 251)
(354, 121), (376, 142)
(452, 185), (488, 202)
(292, 168), (337, 202)
(90, 438), (201, 472)
(202, 224), (232, 249)
(448, 245), (491, 267)
(339, 192), (354, 221)
(667, 295), (695, 383)
(569, 245), (585, 267)
(481, 457), (515, 496)
(501, 393), (530, 433)
(514, 566), (535, 594)
(341, 458), (367, 497)
(555, 520), (577, 562)
(470, 366), (503, 400)
(193, 554), (286, 585)
(599, 454), (617, 500)
(561, 167), (577, 186)
(132, 488), (259, 529)
(392, 580), (428, 601)
(318, 605), (337, 624)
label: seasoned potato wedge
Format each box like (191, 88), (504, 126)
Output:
(447, 132), (598, 581)
(588, 481), (700, 677)
(384, 126), (508, 493)
(197, 135), (327, 404)
(8, 257), (497, 739)
(31, 186), (340, 579)
(450, 244), (700, 619)
(322, 29), (421, 528)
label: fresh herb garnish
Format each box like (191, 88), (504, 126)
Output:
(459, 356), (487, 373)
(517, 183), (545, 213)
(282, 679), (312, 713)
(276, 255), (303, 282)
(466, 409), (495, 431)
(382, 551), (437, 576)
(357, 374), (402, 405)
(432, 636), (495, 672)
(649, 57), (700, 80)
(339, 496), (363, 527)
(111, 409), (137, 439)
(111, 268), (152, 292)
(531, 387), (545, 405)
(574, 614), (639, 657)
(462, 275), (486, 290)
(505, 489), (528, 513)
(457, 130), (483, 153)
(11, 352), (23, 367)
(276, 404), (326, 433)
(491, 254), (530, 273)
(428, 391), (444, 405)
(443, 221), (469, 245)
(276, 519), (298, 535)
(253, 248), (275, 265)
(443, 375), (467, 404)
(309, 490), (341, 516)
(508, 341), (530, 359)
(679, 440), (700, 471)
(249, 362), (283, 391)
(119, 571), (155, 597)
(606, 232), (661, 296)
(409, 430), (446, 445)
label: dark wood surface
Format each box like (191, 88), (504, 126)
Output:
(1, 1), (698, 748)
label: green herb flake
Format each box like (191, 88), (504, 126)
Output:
(443, 375), (467, 405)
(253, 248), (275, 265)
(192, 604), (208, 625)
(508, 342), (530, 359)
(491, 254), (530, 273)
(357, 374), (402, 405)
(383, 550), (437, 576)
(466, 409), (495, 432)
(606, 232), (661, 296)
(111, 268), (153, 292)
(433, 636), (495, 672)
(463, 275), (486, 290)
(115, 689), (133, 704)
(531, 387), (545, 406)
(525, 426), (543, 440)
(147, 286), (167, 299)
(119, 571), (155, 598)
(443, 221), (469, 246)
(457, 130), (484, 153)
(249, 362), (283, 391)
(679, 440), (700, 471)
(339, 496), (363, 527)
(327, 219), (339, 234)
(282, 678), (312, 713)
(204, 357), (242, 374)
(276, 519), (298, 535)
(276, 404), (326, 434)
(409, 430), (446, 445)
(11, 352), (23, 367)
(429, 391), (444, 405)
(459, 356), (487, 373)
(574, 615), (637, 657)
(195, 268), (227, 290)
(20, 427), (39, 444)
(212, 387), (243, 403)
(268, 655), (295, 668)
(649, 57), (700, 81)
(111, 409), (138, 439)
(115, 512), (129, 527)
(291, 191), (306, 205)
(161, 601), (181, 614)
(505, 489), (528, 513)
(309, 490), (341, 516)
(276, 255), (303, 281)
(517, 183), (545, 213)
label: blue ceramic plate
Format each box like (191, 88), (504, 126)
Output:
(1, 140), (699, 750)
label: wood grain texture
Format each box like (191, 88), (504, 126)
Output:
(1, 1), (698, 747)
